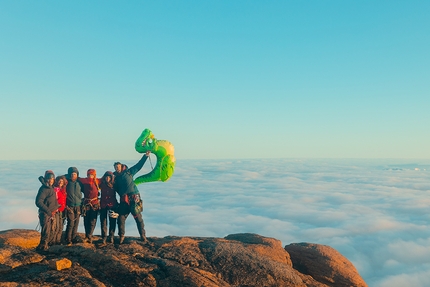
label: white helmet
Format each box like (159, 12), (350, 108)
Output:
(108, 210), (119, 218)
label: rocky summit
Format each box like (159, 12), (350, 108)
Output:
(0, 229), (367, 287)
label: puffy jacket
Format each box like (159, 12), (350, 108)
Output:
(54, 186), (67, 212)
(65, 167), (83, 207)
(35, 179), (60, 215)
(79, 177), (100, 202)
(114, 154), (148, 197)
(100, 171), (118, 209)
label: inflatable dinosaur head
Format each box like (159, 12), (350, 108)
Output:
(135, 128), (156, 154)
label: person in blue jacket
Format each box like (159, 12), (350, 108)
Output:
(64, 167), (83, 245)
(113, 151), (150, 244)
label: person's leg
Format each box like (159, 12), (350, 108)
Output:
(37, 213), (51, 250)
(108, 216), (116, 243)
(71, 206), (81, 243)
(57, 212), (65, 244)
(83, 212), (90, 240)
(118, 212), (129, 244)
(65, 208), (74, 244)
(53, 212), (62, 244)
(100, 208), (108, 240)
(133, 213), (147, 242)
(88, 209), (98, 242)
(117, 202), (130, 244)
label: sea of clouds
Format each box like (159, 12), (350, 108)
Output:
(1, 158), (430, 286)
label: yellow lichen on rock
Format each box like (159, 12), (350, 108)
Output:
(0, 229), (40, 249)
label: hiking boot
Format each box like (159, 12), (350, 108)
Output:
(84, 236), (92, 244)
(119, 236), (125, 244)
(102, 237), (107, 244)
(107, 236), (114, 244)
(140, 236), (148, 243)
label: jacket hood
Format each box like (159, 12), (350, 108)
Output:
(102, 171), (114, 185)
(55, 175), (68, 187)
(67, 167), (79, 177)
(38, 175), (53, 188)
(44, 170), (55, 180)
(103, 171), (114, 178)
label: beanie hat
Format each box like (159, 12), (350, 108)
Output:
(44, 170), (55, 180)
(87, 169), (96, 177)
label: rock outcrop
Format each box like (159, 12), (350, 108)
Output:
(0, 229), (367, 287)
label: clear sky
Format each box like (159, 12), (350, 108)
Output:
(1, 1), (429, 160)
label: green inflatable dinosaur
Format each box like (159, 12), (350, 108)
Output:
(134, 129), (175, 184)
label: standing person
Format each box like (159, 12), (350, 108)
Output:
(35, 170), (60, 251)
(65, 167), (83, 245)
(52, 175), (67, 245)
(79, 169), (100, 243)
(99, 171), (118, 245)
(114, 151), (150, 244)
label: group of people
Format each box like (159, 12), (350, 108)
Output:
(34, 152), (150, 251)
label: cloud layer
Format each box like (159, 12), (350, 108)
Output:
(1, 158), (430, 286)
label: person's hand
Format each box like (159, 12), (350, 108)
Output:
(145, 151), (151, 156)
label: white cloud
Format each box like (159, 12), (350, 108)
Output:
(376, 267), (430, 287)
(2, 159), (430, 286)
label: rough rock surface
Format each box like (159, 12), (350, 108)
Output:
(285, 243), (367, 287)
(0, 229), (367, 287)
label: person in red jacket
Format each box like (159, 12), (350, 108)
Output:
(52, 175), (67, 245)
(79, 169), (100, 243)
(99, 171), (118, 245)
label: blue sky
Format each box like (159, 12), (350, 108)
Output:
(1, 1), (429, 160)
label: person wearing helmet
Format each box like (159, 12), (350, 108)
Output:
(99, 171), (118, 245)
(113, 151), (150, 244)
(64, 167), (83, 245)
(79, 169), (101, 243)
(35, 170), (60, 251)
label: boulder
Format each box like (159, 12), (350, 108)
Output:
(285, 243), (368, 287)
(48, 258), (72, 271)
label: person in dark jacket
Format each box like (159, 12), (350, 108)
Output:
(79, 169), (100, 243)
(99, 171), (118, 244)
(64, 167), (83, 245)
(114, 151), (150, 244)
(35, 170), (60, 251)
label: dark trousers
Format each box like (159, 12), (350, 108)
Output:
(38, 212), (54, 249)
(100, 207), (117, 238)
(65, 206), (80, 243)
(52, 211), (65, 244)
(84, 208), (98, 238)
(117, 202), (145, 238)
